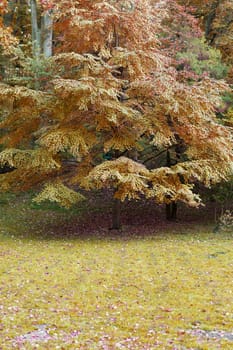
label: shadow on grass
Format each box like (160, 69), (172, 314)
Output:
(0, 191), (231, 242)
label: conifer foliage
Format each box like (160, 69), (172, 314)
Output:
(0, 0), (232, 228)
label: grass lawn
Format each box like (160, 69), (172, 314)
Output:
(0, 194), (233, 349)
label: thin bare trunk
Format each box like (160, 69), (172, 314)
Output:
(30, 0), (41, 58)
(42, 10), (53, 58)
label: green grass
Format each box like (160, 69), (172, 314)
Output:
(0, 195), (233, 349)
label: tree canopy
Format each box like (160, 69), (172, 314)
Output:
(0, 0), (232, 227)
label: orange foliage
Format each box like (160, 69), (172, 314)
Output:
(0, 1), (18, 54)
(0, 0), (232, 209)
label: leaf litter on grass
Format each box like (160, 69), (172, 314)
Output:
(0, 194), (233, 349)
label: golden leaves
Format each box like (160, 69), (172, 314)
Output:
(82, 157), (149, 201)
(39, 128), (96, 158)
(104, 132), (138, 152)
(0, 149), (60, 171)
(52, 53), (112, 79)
(0, 83), (51, 110)
(82, 157), (203, 205)
(148, 166), (200, 206)
(109, 48), (164, 79)
(33, 182), (85, 208)
(0, 23), (18, 55)
(0, 0), (232, 212)
(53, 0), (161, 54)
(52, 78), (119, 111)
(151, 132), (175, 149)
(172, 160), (230, 187)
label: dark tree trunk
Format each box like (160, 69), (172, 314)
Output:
(110, 148), (122, 230)
(166, 202), (177, 221)
(166, 203), (171, 220)
(165, 149), (178, 221)
(111, 197), (121, 230)
(171, 202), (177, 220)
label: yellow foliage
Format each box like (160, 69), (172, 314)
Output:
(151, 132), (175, 148)
(52, 78), (120, 112)
(39, 128), (96, 158)
(0, 149), (60, 171)
(104, 132), (139, 152)
(0, 83), (50, 106)
(33, 182), (85, 208)
(0, 25), (18, 55)
(148, 167), (201, 206)
(0, 0), (232, 212)
(109, 48), (164, 79)
(173, 160), (230, 187)
(82, 157), (149, 201)
(52, 53), (113, 79)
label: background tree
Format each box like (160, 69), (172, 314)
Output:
(178, 0), (233, 82)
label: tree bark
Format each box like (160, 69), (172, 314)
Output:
(204, 0), (220, 39)
(166, 203), (171, 220)
(165, 149), (178, 221)
(30, 0), (41, 58)
(171, 202), (177, 220)
(41, 9), (53, 58)
(166, 201), (177, 221)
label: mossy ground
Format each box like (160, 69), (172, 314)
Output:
(0, 193), (233, 349)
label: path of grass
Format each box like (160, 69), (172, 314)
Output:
(0, 194), (233, 349)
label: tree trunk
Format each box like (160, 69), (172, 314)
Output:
(3, 2), (14, 27)
(166, 202), (177, 221)
(166, 150), (172, 220)
(166, 203), (171, 220)
(30, 0), (41, 58)
(111, 197), (121, 230)
(171, 202), (177, 220)
(165, 150), (178, 221)
(204, 0), (220, 39)
(41, 9), (53, 58)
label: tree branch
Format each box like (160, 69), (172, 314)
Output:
(143, 146), (173, 165)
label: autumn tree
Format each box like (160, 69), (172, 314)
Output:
(178, 0), (233, 83)
(0, 0), (19, 76)
(0, 0), (232, 229)
(0, 0), (17, 50)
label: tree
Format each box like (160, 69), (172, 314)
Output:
(30, 0), (53, 58)
(178, 0), (233, 82)
(0, 0), (18, 55)
(0, 0), (232, 229)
